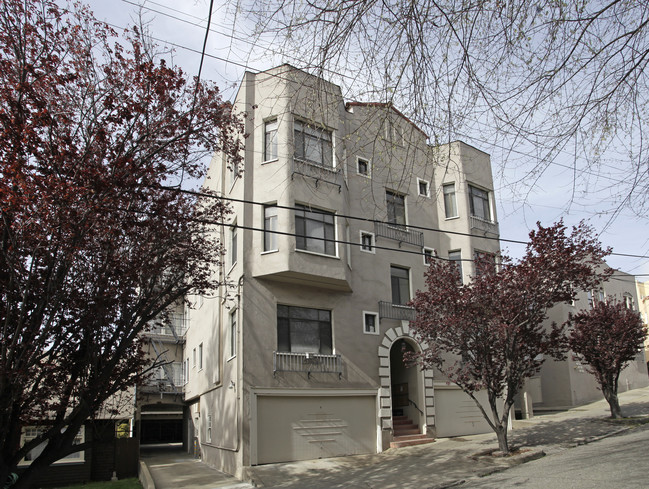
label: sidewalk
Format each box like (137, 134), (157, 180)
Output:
(247, 386), (649, 488)
(140, 386), (649, 489)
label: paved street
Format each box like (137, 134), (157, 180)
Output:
(460, 423), (649, 488)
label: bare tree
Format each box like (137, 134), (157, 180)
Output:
(242, 0), (649, 219)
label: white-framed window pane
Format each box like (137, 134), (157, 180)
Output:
(264, 120), (278, 161)
(390, 266), (410, 305)
(230, 226), (237, 268)
(443, 183), (457, 218)
(357, 157), (369, 176)
(230, 311), (237, 358)
(294, 120), (333, 167)
(386, 191), (406, 226)
(448, 250), (463, 283)
(360, 232), (374, 252)
(198, 343), (203, 370)
(264, 205), (278, 251)
(469, 185), (491, 221)
(277, 305), (332, 354)
(295, 204), (336, 256)
(364, 312), (378, 334)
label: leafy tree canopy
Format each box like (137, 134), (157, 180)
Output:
(0, 1), (241, 487)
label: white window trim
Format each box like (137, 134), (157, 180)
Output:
(228, 309), (237, 361)
(360, 231), (375, 254)
(356, 156), (371, 178)
(294, 204), (339, 258)
(443, 182), (459, 219)
(293, 119), (336, 169)
(192, 348), (196, 369)
(423, 247), (436, 265)
(198, 343), (203, 371)
(417, 177), (430, 198)
(263, 205), (279, 253)
(206, 414), (212, 443)
(263, 119), (279, 163)
(363, 311), (380, 335)
(20, 426), (85, 466)
(228, 223), (238, 274)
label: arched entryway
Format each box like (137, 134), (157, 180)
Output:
(390, 339), (423, 428)
(376, 322), (436, 445)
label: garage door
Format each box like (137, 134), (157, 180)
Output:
(434, 387), (493, 437)
(256, 395), (376, 465)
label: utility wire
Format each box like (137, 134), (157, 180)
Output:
(157, 185), (649, 261)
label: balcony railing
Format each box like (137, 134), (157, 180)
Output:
(378, 300), (416, 321)
(147, 312), (187, 340)
(374, 222), (424, 247)
(273, 351), (343, 378)
(291, 158), (343, 190)
(470, 215), (499, 236)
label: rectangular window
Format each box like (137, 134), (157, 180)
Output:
(207, 414), (212, 443)
(295, 204), (336, 256)
(264, 120), (278, 161)
(443, 183), (458, 218)
(469, 184), (491, 221)
(357, 157), (370, 176)
(448, 250), (463, 284)
(390, 266), (410, 306)
(192, 348), (196, 368)
(363, 311), (379, 335)
(229, 159), (240, 187)
(264, 205), (278, 252)
(473, 251), (496, 276)
(423, 247), (436, 265)
(386, 191), (406, 227)
(198, 343), (203, 370)
(360, 231), (375, 253)
(230, 310), (237, 358)
(230, 225), (237, 268)
(277, 305), (332, 354)
(22, 427), (84, 464)
(294, 120), (333, 167)
(417, 178), (430, 198)
(186, 358), (189, 381)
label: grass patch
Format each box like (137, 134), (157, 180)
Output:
(50, 478), (142, 489)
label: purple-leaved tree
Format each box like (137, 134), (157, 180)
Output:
(410, 221), (611, 454)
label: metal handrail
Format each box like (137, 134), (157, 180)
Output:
(409, 398), (424, 416)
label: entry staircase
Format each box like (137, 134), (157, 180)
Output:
(390, 415), (435, 448)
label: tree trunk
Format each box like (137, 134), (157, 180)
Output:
(495, 424), (510, 454)
(602, 385), (623, 419)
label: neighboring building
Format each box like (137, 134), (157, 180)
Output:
(526, 270), (649, 413)
(135, 302), (187, 445)
(184, 65), (502, 478)
(637, 280), (649, 363)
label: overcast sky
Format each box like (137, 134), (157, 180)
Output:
(87, 0), (649, 283)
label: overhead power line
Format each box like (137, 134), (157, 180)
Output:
(155, 185), (649, 262)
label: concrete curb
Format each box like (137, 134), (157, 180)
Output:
(139, 460), (155, 489)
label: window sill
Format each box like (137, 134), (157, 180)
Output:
(360, 248), (375, 254)
(295, 248), (340, 260)
(445, 216), (460, 221)
(356, 172), (371, 179)
(261, 249), (279, 255)
(262, 158), (278, 165)
(227, 355), (236, 362)
(363, 329), (380, 336)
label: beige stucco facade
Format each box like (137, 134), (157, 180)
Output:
(637, 280), (649, 362)
(528, 270), (649, 412)
(183, 65), (502, 477)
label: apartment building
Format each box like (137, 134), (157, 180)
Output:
(523, 269), (649, 413)
(184, 65), (502, 477)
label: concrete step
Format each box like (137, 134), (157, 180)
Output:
(390, 434), (435, 449)
(393, 427), (420, 436)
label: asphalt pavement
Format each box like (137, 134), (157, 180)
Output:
(140, 386), (649, 489)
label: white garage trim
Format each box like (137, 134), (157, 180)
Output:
(251, 388), (379, 465)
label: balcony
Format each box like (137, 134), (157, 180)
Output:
(273, 351), (343, 378)
(470, 215), (499, 236)
(291, 158), (343, 190)
(374, 222), (424, 248)
(379, 301), (416, 321)
(146, 312), (187, 341)
(140, 369), (185, 395)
